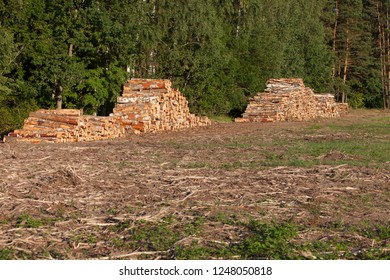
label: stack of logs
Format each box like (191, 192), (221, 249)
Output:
(5, 78), (211, 143)
(5, 109), (126, 144)
(235, 78), (348, 123)
(111, 79), (211, 132)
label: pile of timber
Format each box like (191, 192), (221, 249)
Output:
(5, 109), (126, 144)
(235, 78), (349, 123)
(4, 78), (211, 143)
(111, 78), (211, 132)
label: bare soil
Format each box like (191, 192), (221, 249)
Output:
(1, 110), (389, 259)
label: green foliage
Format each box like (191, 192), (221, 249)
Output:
(348, 92), (365, 109)
(16, 213), (43, 228)
(134, 224), (179, 251)
(0, 249), (14, 260)
(175, 241), (231, 260)
(174, 218), (390, 260)
(361, 224), (390, 241)
(237, 220), (297, 259)
(175, 220), (301, 260)
(0, 100), (38, 136)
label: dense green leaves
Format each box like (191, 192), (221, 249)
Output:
(0, 0), (388, 135)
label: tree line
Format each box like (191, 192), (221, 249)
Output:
(0, 0), (389, 135)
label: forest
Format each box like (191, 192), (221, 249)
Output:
(0, 0), (389, 135)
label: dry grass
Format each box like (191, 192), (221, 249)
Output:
(0, 109), (389, 259)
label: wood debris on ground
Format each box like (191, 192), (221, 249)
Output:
(235, 78), (349, 123)
(4, 79), (211, 143)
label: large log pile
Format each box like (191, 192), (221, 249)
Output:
(111, 79), (211, 132)
(235, 78), (349, 123)
(5, 109), (126, 144)
(5, 79), (211, 143)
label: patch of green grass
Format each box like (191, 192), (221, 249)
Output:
(87, 234), (97, 244)
(258, 136), (390, 168)
(175, 218), (390, 260)
(304, 222), (390, 259)
(360, 194), (374, 208)
(225, 138), (252, 149)
(16, 213), (43, 228)
(107, 208), (118, 215)
(0, 249), (14, 260)
(182, 162), (211, 169)
(327, 121), (390, 136)
(175, 220), (301, 260)
(212, 212), (239, 226)
(305, 239), (389, 260)
(260, 151), (313, 167)
(219, 161), (244, 170)
(162, 214), (177, 224)
(108, 220), (133, 233)
(209, 115), (233, 123)
(246, 115), (389, 168)
(361, 224), (390, 241)
(357, 249), (390, 260)
(235, 220), (298, 259)
(69, 232), (98, 245)
(306, 240), (343, 259)
(130, 221), (180, 251)
(307, 124), (322, 131)
(110, 237), (127, 249)
(183, 216), (205, 236)
(108, 217), (205, 252)
(105, 215), (389, 260)
(175, 241), (233, 260)
(125, 205), (135, 213)
(154, 112), (389, 170)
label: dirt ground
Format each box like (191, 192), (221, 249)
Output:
(0, 110), (389, 259)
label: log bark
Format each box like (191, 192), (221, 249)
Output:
(29, 112), (79, 125)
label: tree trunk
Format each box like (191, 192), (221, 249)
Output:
(53, 79), (63, 110)
(68, 43), (73, 57)
(342, 30), (350, 104)
(332, 0), (339, 77)
(382, 27), (388, 108)
(386, 5), (390, 109)
(377, 0), (386, 109)
(57, 84), (63, 110)
(236, 5), (242, 37)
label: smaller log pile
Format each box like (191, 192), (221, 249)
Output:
(235, 78), (348, 123)
(111, 78), (211, 132)
(5, 109), (125, 143)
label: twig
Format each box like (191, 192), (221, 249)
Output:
(96, 250), (170, 260)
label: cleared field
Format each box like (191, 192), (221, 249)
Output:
(0, 110), (389, 259)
